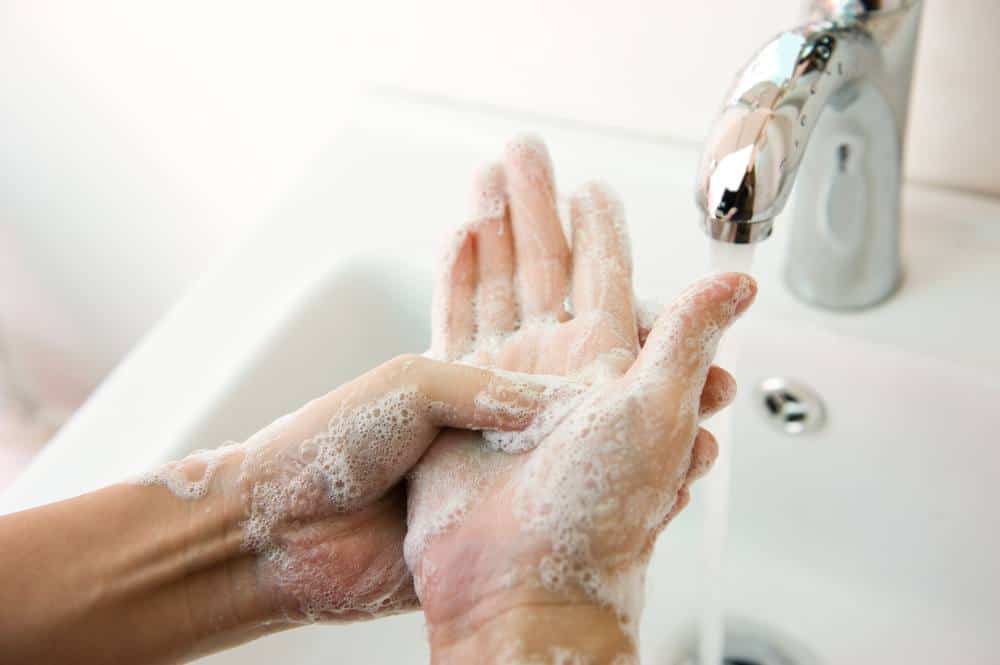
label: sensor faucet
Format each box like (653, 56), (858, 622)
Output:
(695, 0), (924, 308)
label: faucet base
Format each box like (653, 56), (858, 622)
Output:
(783, 79), (904, 310)
(785, 265), (903, 310)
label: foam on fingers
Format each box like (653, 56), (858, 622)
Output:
(430, 226), (479, 361)
(504, 133), (555, 190)
(421, 359), (583, 437)
(504, 134), (571, 319)
(469, 161), (507, 225)
(569, 182), (637, 345)
(632, 273), (756, 388)
(472, 163), (518, 337)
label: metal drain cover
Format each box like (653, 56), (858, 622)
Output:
(756, 377), (826, 435)
(675, 617), (818, 665)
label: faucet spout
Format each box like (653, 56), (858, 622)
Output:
(695, 1), (923, 309)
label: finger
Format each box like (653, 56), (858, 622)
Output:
(684, 428), (719, 483)
(253, 354), (549, 514)
(430, 227), (478, 360)
(417, 357), (559, 432)
(699, 366), (737, 419)
(569, 181), (638, 346)
(503, 134), (570, 319)
(472, 163), (517, 337)
(635, 299), (663, 347)
(658, 485), (691, 531)
(629, 273), (757, 395)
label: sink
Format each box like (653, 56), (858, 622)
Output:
(3, 91), (999, 664)
(649, 321), (1000, 664)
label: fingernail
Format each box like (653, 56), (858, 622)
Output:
(503, 133), (553, 184)
(569, 180), (619, 217)
(734, 274), (758, 316)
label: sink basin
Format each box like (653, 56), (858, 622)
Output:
(3, 92), (999, 664)
(655, 321), (1000, 664)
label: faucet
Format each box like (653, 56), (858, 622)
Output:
(695, 0), (924, 309)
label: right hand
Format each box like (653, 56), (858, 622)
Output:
(142, 351), (557, 625)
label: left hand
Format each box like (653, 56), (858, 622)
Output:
(405, 135), (753, 661)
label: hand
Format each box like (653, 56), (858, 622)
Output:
(141, 353), (556, 625)
(406, 136), (756, 662)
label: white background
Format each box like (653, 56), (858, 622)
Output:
(1, 0), (997, 427)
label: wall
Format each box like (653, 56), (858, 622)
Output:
(1, 0), (997, 417)
(353, 0), (998, 196)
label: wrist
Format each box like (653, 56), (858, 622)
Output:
(120, 477), (287, 655)
(428, 597), (638, 665)
(124, 445), (291, 652)
(414, 518), (647, 664)
(153, 447), (288, 630)
(0, 480), (283, 664)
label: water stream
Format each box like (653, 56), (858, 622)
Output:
(698, 239), (758, 665)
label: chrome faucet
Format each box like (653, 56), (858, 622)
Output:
(695, 0), (924, 309)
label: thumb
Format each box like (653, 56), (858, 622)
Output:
(238, 355), (561, 515)
(628, 273), (756, 392)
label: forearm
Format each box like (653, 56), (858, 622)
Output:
(0, 350), (572, 661)
(0, 480), (279, 664)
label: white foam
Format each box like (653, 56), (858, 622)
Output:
(478, 371), (587, 454)
(635, 298), (663, 345)
(430, 227), (476, 360)
(468, 162), (506, 224)
(571, 180), (633, 276)
(236, 385), (438, 621)
(499, 275), (750, 637)
(132, 444), (237, 500)
(403, 431), (510, 596)
(507, 386), (672, 635)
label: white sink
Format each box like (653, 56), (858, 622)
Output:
(4, 92), (999, 664)
(680, 323), (1000, 664)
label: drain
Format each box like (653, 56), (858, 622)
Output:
(674, 617), (817, 665)
(756, 377), (826, 435)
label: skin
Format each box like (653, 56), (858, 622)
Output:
(0, 356), (559, 663)
(0, 135), (754, 665)
(410, 137), (755, 663)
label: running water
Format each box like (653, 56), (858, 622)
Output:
(699, 238), (757, 665)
